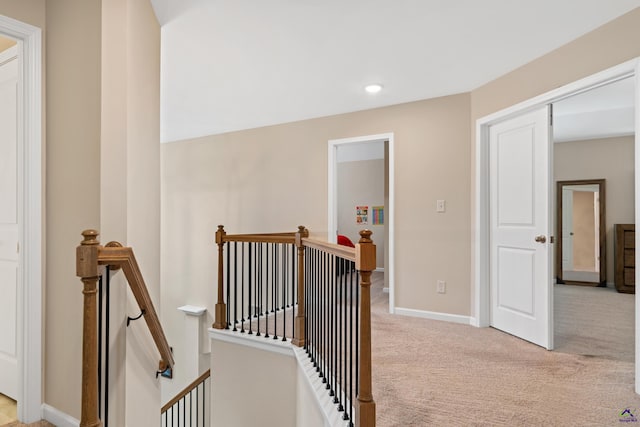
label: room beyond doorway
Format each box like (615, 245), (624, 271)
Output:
(328, 133), (395, 313)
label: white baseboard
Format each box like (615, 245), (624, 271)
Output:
(42, 404), (80, 427)
(382, 287), (389, 293)
(394, 307), (472, 325)
(375, 267), (384, 272)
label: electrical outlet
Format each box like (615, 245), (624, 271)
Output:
(437, 280), (446, 294)
(436, 199), (446, 213)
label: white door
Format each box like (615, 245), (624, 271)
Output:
(490, 106), (552, 349)
(562, 188), (573, 271)
(0, 46), (19, 400)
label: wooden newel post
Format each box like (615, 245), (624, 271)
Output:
(356, 229), (376, 427)
(76, 230), (103, 427)
(292, 225), (308, 347)
(213, 225), (227, 329)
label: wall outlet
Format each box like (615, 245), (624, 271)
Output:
(437, 280), (446, 294)
(436, 199), (446, 212)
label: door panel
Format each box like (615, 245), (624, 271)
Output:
(490, 106), (552, 349)
(0, 47), (19, 400)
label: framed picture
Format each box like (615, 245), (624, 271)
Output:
(356, 205), (368, 224)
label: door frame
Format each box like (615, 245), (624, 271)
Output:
(473, 57), (640, 391)
(0, 15), (43, 422)
(328, 133), (395, 313)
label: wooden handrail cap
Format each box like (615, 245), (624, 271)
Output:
(217, 225), (225, 231)
(359, 229), (373, 243)
(81, 229), (99, 246)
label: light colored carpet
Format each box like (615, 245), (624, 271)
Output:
(554, 284), (634, 362)
(371, 275), (640, 426)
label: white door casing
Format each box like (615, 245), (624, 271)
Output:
(489, 106), (552, 349)
(0, 45), (18, 400)
(0, 15), (43, 423)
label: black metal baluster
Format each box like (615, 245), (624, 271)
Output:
(328, 255), (334, 396)
(232, 242), (238, 331)
(226, 241), (230, 329)
(241, 242), (245, 333)
(98, 272), (103, 420)
(291, 244), (296, 340)
(105, 266), (110, 427)
(332, 257), (338, 403)
(283, 243), (287, 341)
(356, 270), (360, 401)
(265, 243), (270, 339)
(274, 243), (278, 340)
(343, 264), (349, 420)
(248, 243), (253, 335)
(304, 247), (309, 353)
(189, 385), (193, 427)
(349, 265), (355, 426)
(257, 243), (262, 337)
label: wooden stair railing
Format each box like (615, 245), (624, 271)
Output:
(76, 230), (175, 427)
(211, 225), (376, 426)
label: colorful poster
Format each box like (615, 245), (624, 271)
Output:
(372, 206), (384, 225)
(356, 206), (368, 225)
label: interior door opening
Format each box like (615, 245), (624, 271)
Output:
(552, 76), (635, 361)
(328, 133), (395, 313)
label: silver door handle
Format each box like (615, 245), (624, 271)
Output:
(535, 235), (547, 244)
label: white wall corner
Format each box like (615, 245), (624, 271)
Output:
(42, 404), (80, 427)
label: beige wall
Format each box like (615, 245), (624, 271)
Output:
(0, 35), (16, 52)
(470, 7), (640, 315)
(337, 159), (385, 268)
(211, 339), (297, 427)
(45, 0), (102, 418)
(101, 0), (162, 425)
(554, 136), (635, 284)
(571, 190), (597, 271)
(0, 0), (161, 421)
(162, 93), (471, 395)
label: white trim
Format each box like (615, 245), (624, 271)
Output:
(394, 307), (472, 325)
(374, 267), (384, 272)
(328, 133), (395, 314)
(634, 60), (640, 395)
(0, 15), (43, 424)
(42, 404), (80, 427)
(473, 58), (640, 390)
(209, 328), (295, 357)
(293, 347), (351, 427)
(177, 305), (207, 316)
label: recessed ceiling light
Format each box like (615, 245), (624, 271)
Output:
(365, 84), (383, 94)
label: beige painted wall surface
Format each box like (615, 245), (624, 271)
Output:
(554, 136), (634, 285)
(162, 94), (471, 395)
(45, 0), (102, 419)
(571, 190), (597, 271)
(211, 339), (296, 427)
(470, 7), (640, 315)
(337, 159), (385, 268)
(0, 36), (16, 53)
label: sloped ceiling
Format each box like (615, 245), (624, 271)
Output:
(152, 1), (640, 143)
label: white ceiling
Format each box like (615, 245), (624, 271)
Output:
(553, 77), (635, 142)
(153, 0), (640, 143)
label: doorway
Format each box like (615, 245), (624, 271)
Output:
(328, 133), (395, 313)
(0, 15), (43, 423)
(474, 59), (640, 391)
(552, 76), (635, 360)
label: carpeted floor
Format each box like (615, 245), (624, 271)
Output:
(371, 275), (640, 426)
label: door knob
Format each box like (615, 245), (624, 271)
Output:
(535, 235), (547, 243)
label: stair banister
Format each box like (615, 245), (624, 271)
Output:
(76, 230), (174, 427)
